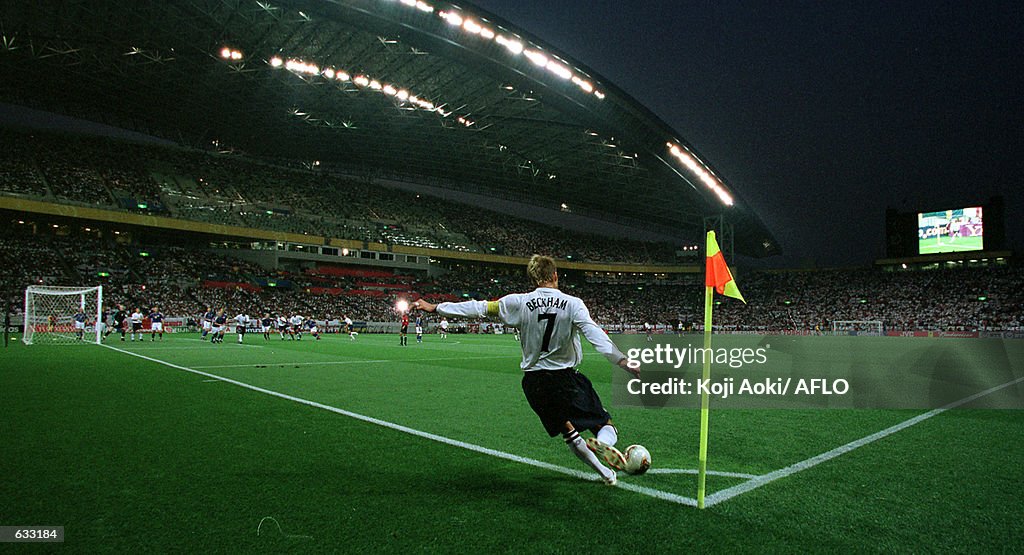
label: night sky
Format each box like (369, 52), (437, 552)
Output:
(470, 0), (1023, 266)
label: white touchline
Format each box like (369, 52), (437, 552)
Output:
(191, 355), (511, 369)
(102, 344), (699, 507)
(703, 374), (1024, 507)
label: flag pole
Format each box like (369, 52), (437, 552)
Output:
(697, 281), (713, 509)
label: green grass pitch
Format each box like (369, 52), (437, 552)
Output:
(1, 332), (1022, 552)
(919, 235), (984, 254)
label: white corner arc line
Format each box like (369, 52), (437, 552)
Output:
(102, 344), (698, 507)
(646, 468), (759, 479)
(703, 374), (1024, 507)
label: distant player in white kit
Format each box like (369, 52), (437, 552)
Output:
(130, 308), (144, 342)
(344, 315), (356, 340)
(235, 312), (249, 344)
(439, 317), (448, 340)
(414, 255), (639, 486)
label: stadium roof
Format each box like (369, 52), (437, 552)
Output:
(0, 0), (780, 257)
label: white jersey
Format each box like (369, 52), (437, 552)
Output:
(440, 319), (448, 330)
(344, 317), (353, 327)
(436, 287), (623, 371)
(130, 312), (143, 324)
(236, 314), (249, 326)
(290, 316), (303, 327)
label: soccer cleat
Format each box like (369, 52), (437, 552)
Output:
(586, 438), (627, 472)
(603, 472), (617, 486)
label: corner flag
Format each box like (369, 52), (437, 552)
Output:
(705, 231), (745, 303)
(697, 230), (745, 509)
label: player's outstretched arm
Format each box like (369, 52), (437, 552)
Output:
(412, 299), (437, 312)
(575, 304), (640, 377)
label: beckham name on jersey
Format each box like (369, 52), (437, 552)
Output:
(525, 297), (569, 312)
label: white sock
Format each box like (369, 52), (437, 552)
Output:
(564, 430), (614, 480)
(597, 425), (618, 447)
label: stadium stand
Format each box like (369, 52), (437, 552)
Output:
(1, 224), (1019, 334)
(0, 129), (677, 263)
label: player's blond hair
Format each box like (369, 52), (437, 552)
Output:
(527, 255), (557, 285)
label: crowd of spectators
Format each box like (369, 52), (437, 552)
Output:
(0, 128), (679, 263)
(2, 227), (1020, 334)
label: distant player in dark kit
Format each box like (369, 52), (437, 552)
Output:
(211, 310), (228, 344)
(414, 255), (640, 486)
(149, 306), (165, 341)
(400, 311), (409, 346)
(306, 318), (321, 340)
(73, 309), (87, 341)
(110, 304), (127, 341)
(201, 306), (215, 341)
(415, 314), (423, 344)
(261, 313), (273, 341)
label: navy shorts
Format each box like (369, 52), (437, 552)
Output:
(521, 369), (611, 437)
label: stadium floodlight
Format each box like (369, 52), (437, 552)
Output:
(220, 47), (232, 59)
(572, 76), (594, 92)
(440, 11), (463, 26)
(495, 35), (524, 55)
(463, 19), (482, 34)
(383, 84), (397, 96)
(400, 0), (415, 6)
(546, 61), (572, 80)
(269, 56), (283, 67)
(396, 89), (409, 100)
(353, 75), (370, 87)
(323, 67), (336, 79)
(524, 50), (548, 67)
(368, 80), (382, 90)
(479, 28), (495, 39)
(415, 1), (433, 13)
(594, 90), (606, 99)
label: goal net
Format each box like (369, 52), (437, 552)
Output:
(23, 286), (103, 345)
(831, 320), (884, 336)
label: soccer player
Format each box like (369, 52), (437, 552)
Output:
(439, 317), (448, 340)
(344, 315), (356, 341)
(415, 313), (423, 344)
(73, 309), (87, 341)
(277, 314), (288, 340)
(306, 318), (321, 340)
(129, 308), (143, 341)
(47, 314), (56, 333)
(149, 306), (165, 341)
(110, 304), (127, 341)
(235, 312), (249, 344)
(399, 311), (409, 346)
(290, 314), (304, 341)
(201, 306), (215, 341)
(211, 310), (227, 344)
(261, 313), (273, 341)
(413, 255), (639, 486)
(644, 321), (653, 342)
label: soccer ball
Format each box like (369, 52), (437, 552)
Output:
(623, 445), (651, 475)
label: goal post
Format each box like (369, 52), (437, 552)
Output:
(830, 320), (884, 336)
(23, 285), (103, 345)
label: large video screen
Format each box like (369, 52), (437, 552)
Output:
(917, 207), (984, 254)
